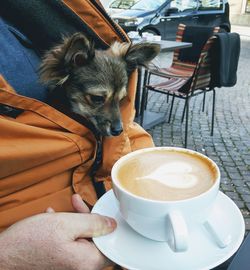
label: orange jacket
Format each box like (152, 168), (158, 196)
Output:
(0, 1), (154, 231)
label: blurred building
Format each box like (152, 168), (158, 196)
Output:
(229, 0), (250, 25)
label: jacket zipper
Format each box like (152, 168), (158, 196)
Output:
(90, 136), (106, 198)
(89, 0), (129, 43)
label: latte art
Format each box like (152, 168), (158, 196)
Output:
(117, 150), (217, 201)
(136, 162), (199, 189)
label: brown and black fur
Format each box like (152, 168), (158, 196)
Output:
(40, 33), (160, 136)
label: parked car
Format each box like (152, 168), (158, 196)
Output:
(110, 0), (230, 40)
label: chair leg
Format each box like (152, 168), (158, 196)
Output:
(143, 69), (149, 87)
(181, 100), (187, 123)
(147, 72), (151, 84)
(144, 73), (152, 111)
(211, 88), (216, 136)
(167, 93), (169, 103)
(140, 86), (148, 126)
(135, 67), (142, 118)
(202, 91), (206, 112)
(184, 97), (189, 148)
(168, 95), (175, 123)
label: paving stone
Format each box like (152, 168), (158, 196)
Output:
(225, 167), (239, 173)
(222, 161), (236, 168)
(244, 218), (250, 231)
(236, 186), (250, 195)
(220, 184), (235, 192)
(246, 204), (250, 212)
(234, 164), (246, 171)
(232, 180), (246, 187)
(234, 200), (245, 209)
(241, 209), (250, 218)
(241, 195), (250, 203)
(246, 182), (250, 189)
(244, 159), (250, 166)
(228, 172), (244, 180)
(241, 171), (250, 179)
(225, 191), (241, 201)
(218, 153), (230, 159)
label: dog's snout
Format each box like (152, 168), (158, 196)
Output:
(110, 121), (123, 136)
(111, 129), (122, 136)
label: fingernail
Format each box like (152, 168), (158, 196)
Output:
(75, 194), (82, 200)
(105, 217), (117, 229)
(46, 207), (55, 213)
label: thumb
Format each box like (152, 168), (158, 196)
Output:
(58, 213), (117, 240)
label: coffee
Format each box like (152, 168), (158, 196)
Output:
(117, 149), (218, 201)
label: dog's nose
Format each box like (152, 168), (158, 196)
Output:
(110, 121), (123, 136)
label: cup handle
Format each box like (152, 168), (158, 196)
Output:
(167, 211), (188, 252)
(204, 221), (231, 248)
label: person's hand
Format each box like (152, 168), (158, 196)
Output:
(0, 194), (116, 270)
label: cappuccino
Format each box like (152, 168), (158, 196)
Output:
(117, 149), (218, 201)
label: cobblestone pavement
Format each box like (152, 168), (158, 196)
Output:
(145, 27), (250, 233)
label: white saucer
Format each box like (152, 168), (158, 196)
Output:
(92, 190), (245, 270)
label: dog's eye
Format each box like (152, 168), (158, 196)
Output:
(89, 95), (105, 104)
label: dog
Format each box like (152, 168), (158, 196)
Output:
(39, 33), (160, 136)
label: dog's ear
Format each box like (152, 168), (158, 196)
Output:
(110, 42), (160, 74)
(40, 33), (95, 86)
(63, 33), (95, 67)
(125, 43), (160, 73)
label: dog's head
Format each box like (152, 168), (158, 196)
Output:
(40, 33), (160, 136)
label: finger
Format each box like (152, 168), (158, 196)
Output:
(58, 213), (117, 240)
(72, 194), (90, 213)
(76, 237), (114, 267)
(72, 240), (114, 269)
(86, 242), (115, 269)
(46, 207), (55, 213)
(76, 238), (114, 267)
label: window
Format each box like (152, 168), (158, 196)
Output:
(170, 0), (198, 12)
(198, 0), (223, 11)
(131, 0), (165, 10)
(246, 0), (250, 13)
(110, 0), (139, 9)
(110, 0), (165, 10)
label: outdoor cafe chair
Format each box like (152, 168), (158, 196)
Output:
(142, 24), (220, 99)
(140, 27), (219, 148)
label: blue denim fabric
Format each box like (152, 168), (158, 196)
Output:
(0, 17), (47, 101)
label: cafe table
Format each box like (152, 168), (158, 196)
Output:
(213, 232), (250, 270)
(134, 39), (192, 130)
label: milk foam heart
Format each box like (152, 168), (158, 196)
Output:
(116, 149), (217, 201)
(136, 162), (198, 189)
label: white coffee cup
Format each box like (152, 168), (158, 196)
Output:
(111, 147), (221, 252)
